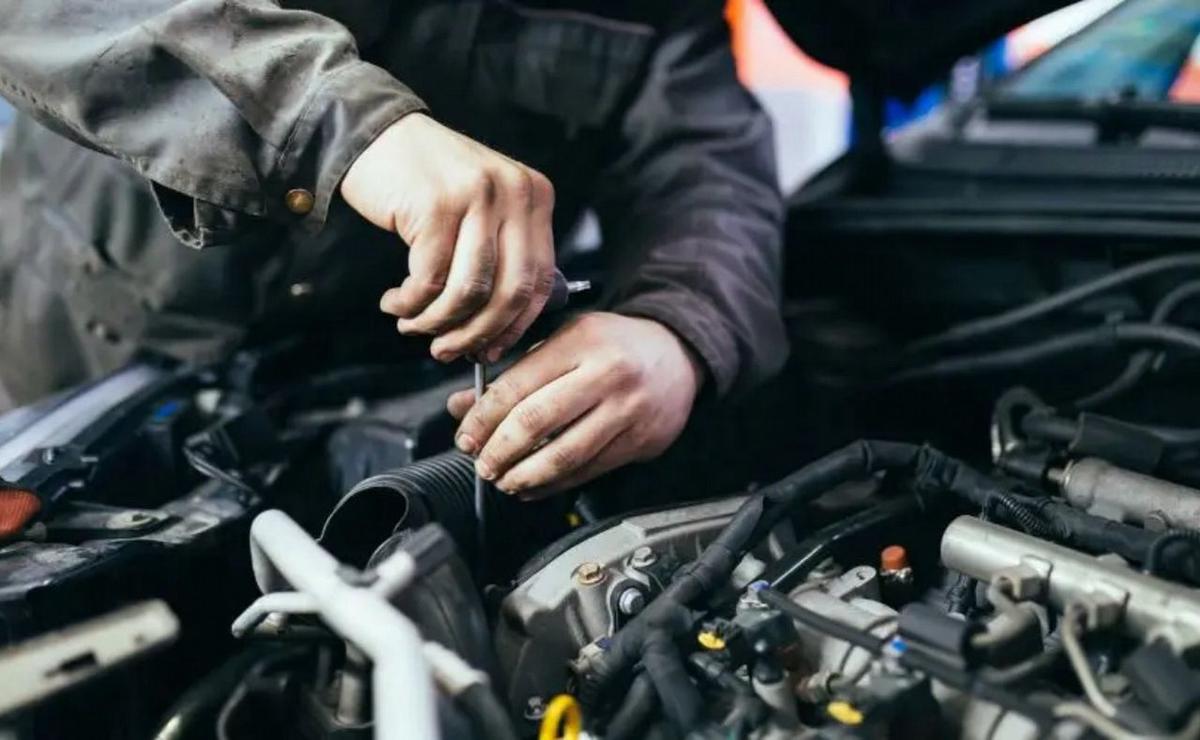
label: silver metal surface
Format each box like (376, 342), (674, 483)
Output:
(630, 546), (658, 569)
(942, 516), (1200, 647)
(494, 496), (747, 711)
(787, 568), (896, 683)
(0, 600), (178, 716)
(1061, 458), (1200, 530)
(617, 587), (645, 616)
(473, 360), (488, 569)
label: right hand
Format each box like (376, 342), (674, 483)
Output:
(340, 113), (556, 363)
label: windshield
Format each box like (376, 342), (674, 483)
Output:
(999, 0), (1200, 103)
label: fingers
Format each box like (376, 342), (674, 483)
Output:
(515, 434), (633, 501)
(494, 406), (627, 494)
(379, 205), (461, 319)
(431, 170), (555, 362)
(396, 203), (499, 340)
(473, 369), (601, 483)
(447, 388), (475, 420)
(453, 343), (577, 457)
(480, 196), (556, 361)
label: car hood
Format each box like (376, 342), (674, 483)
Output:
(765, 0), (1079, 97)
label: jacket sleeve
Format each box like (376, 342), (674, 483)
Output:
(0, 0), (426, 248)
(593, 4), (787, 398)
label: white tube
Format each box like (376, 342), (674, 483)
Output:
(249, 510), (439, 740)
(423, 641), (489, 696)
(230, 591), (316, 637)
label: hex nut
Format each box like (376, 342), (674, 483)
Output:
(575, 562), (605, 586)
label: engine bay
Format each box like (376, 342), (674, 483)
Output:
(3, 240), (1200, 740)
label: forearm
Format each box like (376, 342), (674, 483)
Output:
(596, 5), (788, 396)
(0, 0), (425, 246)
(609, 189), (787, 398)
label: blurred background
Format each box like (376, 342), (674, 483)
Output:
(0, 0), (1137, 190)
(728, 0), (1126, 190)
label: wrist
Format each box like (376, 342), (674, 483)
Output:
(626, 314), (706, 399)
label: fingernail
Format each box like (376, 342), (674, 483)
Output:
(476, 460), (496, 481)
(456, 434), (477, 454)
(487, 347), (503, 363)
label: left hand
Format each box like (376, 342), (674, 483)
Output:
(448, 312), (703, 497)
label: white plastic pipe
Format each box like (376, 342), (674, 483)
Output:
(249, 510), (439, 740)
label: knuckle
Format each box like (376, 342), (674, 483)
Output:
(493, 327), (521, 352)
(456, 276), (493, 305)
(480, 171), (500, 203)
(458, 414), (484, 440)
(465, 171), (498, 204)
(504, 168), (535, 207)
(504, 278), (536, 308)
(529, 170), (555, 206)
(547, 444), (580, 475)
(531, 264), (555, 299)
(486, 377), (521, 410)
(513, 402), (547, 435)
(605, 354), (643, 388)
(412, 274), (447, 299)
(624, 389), (653, 416)
(478, 450), (501, 472)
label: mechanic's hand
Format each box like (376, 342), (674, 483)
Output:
(447, 312), (704, 497)
(340, 113), (556, 363)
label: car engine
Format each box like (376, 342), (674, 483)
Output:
(4, 245), (1200, 740)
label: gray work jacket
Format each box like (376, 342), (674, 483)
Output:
(0, 0), (786, 405)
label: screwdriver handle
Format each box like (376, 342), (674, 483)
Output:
(546, 269), (591, 313)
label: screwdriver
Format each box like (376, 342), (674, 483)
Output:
(473, 269), (590, 577)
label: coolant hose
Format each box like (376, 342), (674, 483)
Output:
(320, 450), (478, 567)
(641, 630), (703, 732)
(458, 684), (519, 740)
(603, 673), (658, 740)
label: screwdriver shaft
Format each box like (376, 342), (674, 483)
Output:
(473, 360), (487, 577)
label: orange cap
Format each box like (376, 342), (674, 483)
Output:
(0, 487), (40, 540)
(881, 545), (909, 572)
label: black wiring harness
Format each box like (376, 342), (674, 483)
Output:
(889, 254), (1200, 403)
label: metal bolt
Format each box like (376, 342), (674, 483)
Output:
(630, 546), (658, 569)
(575, 562), (605, 586)
(289, 281), (315, 298)
(617, 588), (646, 616)
(737, 580), (770, 612)
(262, 612), (289, 634)
(523, 696), (546, 721)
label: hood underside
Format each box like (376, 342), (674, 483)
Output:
(765, 0), (1081, 97)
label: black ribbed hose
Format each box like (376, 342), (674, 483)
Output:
(1145, 529), (1200, 577)
(320, 450), (479, 567)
